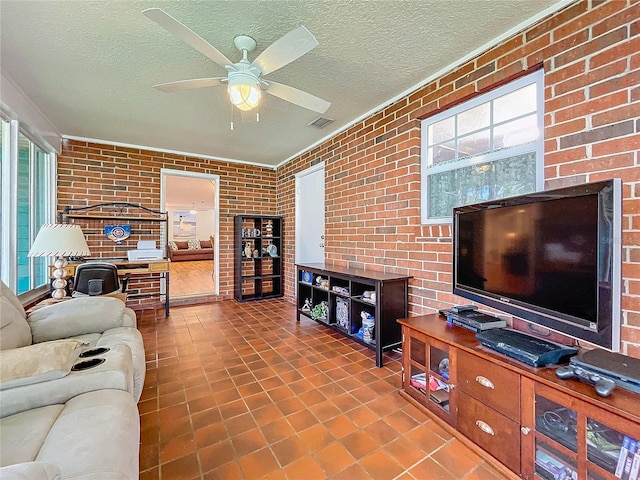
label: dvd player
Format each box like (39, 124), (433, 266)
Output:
(439, 309), (506, 332)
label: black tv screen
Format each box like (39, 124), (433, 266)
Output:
(453, 179), (621, 351)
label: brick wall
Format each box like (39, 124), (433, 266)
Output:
(277, 0), (640, 356)
(57, 139), (277, 307)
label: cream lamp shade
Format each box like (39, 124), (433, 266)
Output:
(28, 224), (91, 299)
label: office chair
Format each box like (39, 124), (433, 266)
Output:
(72, 262), (129, 297)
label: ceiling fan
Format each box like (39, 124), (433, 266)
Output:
(143, 8), (331, 114)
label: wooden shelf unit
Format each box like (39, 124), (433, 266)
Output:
(234, 215), (283, 302)
(398, 314), (640, 480)
(296, 263), (411, 367)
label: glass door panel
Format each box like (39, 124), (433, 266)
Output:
(535, 395), (578, 454)
(586, 417), (629, 479)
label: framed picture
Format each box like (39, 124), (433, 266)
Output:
(173, 211), (196, 238)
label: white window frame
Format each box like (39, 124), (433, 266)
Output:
(0, 113), (57, 295)
(420, 70), (545, 224)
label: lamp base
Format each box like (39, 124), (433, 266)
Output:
(51, 257), (69, 299)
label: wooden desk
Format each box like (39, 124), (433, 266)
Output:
(49, 259), (170, 317)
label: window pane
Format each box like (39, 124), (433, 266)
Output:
(458, 129), (491, 158)
(429, 141), (456, 165)
(458, 102), (490, 136)
(493, 83), (537, 124)
(17, 134), (30, 294)
(429, 116), (455, 144)
(427, 152), (537, 218)
(34, 147), (48, 287)
(494, 114), (538, 149)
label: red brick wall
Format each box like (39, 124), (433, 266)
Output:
(57, 139), (277, 307)
(277, 0), (640, 356)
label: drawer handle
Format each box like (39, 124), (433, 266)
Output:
(475, 420), (495, 436)
(475, 375), (495, 389)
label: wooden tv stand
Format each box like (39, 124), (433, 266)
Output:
(398, 314), (640, 480)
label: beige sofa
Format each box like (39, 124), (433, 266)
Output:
(168, 238), (214, 262)
(0, 389), (139, 480)
(0, 282), (144, 479)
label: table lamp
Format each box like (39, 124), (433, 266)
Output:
(28, 224), (91, 299)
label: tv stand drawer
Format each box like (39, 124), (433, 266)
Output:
(457, 350), (520, 422)
(457, 391), (521, 474)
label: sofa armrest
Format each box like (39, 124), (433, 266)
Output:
(0, 462), (61, 480)
(27, 297), (128, 344)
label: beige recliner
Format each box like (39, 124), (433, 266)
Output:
(0, 281), (145, 416)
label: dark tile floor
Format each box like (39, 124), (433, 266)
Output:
(137, 299), (507, 480)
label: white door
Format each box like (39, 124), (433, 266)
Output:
(295, 163), (325, 264)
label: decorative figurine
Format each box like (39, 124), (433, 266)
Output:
(302, 298), (312, 312)
(244, 242), (252, 258)
(310, 301), (329, 320)
(265, 219), (273, 236)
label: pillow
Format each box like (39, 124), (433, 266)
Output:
(0, 297), (33, 350)
(0, 339), (84, 389)
(1, 280), (26, 319)
(168, 240), (178, 251)
(174, 241), (188, 250)
(200, 240), (211, 249)
(187, 239), (201, 250)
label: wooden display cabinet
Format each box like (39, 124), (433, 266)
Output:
(398, 314), (640, 480)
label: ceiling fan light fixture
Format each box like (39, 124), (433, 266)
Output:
(228, 73), (261, 111)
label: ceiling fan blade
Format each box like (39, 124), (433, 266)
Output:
(143, 8), (231, 68)
(265, 81), (330, 113)
(153, 77), (226, 93)
(251, 26), (318, 76)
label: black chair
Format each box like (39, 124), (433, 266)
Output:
(72, 262), (129, 296)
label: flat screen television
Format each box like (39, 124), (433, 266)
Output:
(453, 179), (621, 351)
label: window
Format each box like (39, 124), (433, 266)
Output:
(421, 70), (544, 223)
(0, 115), (56, 294)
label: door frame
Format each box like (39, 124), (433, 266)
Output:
(160, 168), (220, 296)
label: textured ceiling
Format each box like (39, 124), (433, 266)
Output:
(0, 0), (564, 168)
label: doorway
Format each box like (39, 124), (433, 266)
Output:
(161, 168), (220, 298)
(295, 163), (325, 264)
